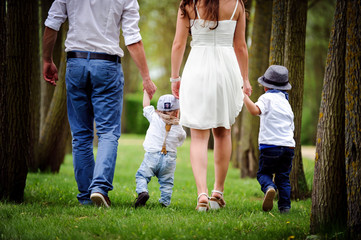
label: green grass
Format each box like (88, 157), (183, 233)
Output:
(0, 134), (313, 240)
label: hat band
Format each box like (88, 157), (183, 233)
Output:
(263, 77), (289, 86)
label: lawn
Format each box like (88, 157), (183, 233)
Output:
(0, 134), (313, 240)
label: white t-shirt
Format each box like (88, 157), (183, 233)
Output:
(143, 106), (187, 153)
(45, 0), (142, 57)
(255, 92), (295, 147)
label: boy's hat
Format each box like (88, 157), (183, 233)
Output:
(258, 65), (292, 90)
(157, 94), (180, 111)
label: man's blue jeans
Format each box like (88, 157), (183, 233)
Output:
(135, 152), (177, 207)
(65, 53), (124, 204)
(257, 146), (294, 210)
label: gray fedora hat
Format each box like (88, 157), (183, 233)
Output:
(258, 65), (292, 90)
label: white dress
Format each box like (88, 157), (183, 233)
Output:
(180, 1), (244, 129)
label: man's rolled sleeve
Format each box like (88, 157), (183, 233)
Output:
(122, 0), (142, 46)
(44, 0), (67, 31)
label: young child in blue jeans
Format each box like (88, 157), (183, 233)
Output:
(243, 65), (295, 213)
(134, 91), (186, 208)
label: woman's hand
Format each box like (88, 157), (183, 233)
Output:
(172, 81), (181, 99)
(243, 79), (252, 96)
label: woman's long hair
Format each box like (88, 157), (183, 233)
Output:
(180, 0), (245, 30)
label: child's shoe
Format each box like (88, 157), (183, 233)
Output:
(280, 208), (290, 214)
(262, 187), (276, 212)
(134, 192), (149, 208)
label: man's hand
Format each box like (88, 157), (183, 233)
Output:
(171, 81), (180, 99)
(43, 61), (58, 86)
(143, 79), (157, 100)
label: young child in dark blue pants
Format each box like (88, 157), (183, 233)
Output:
(243, 65), (295, 213)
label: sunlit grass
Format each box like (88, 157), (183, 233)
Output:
(0, 134), (314, 240)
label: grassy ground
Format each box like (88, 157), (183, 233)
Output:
(0, 134), (314, 240)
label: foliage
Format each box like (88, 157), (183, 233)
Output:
(302, 0), (336, 145)
(0, 134), (315, 240)
(122, 94), (157, 134)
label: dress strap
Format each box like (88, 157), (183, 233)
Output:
(230, 0), (239, 20)
(193, 0), (202, 19)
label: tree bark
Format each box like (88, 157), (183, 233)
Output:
(345, 0), (361, 238)
(0, 0), (38, 202)
(37, 26), (70, 173)
(284, 0), (309, 200)
(269, 0), (287, 66)
(310, 0), (347, 234)
(237, 0), (272, 178)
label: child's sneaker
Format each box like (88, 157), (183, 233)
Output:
(134, 192), (149, 208)
(262, 187), (276, 212)
(280, 208), (290, 214)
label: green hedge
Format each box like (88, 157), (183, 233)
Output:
(122, 93), (157, 134)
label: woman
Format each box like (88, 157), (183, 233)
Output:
(171, 0), (251, 211)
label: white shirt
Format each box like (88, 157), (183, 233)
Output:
(45, 0), (142, 57)
(143, 106), (187, 153)
(255, 92), (295, 147)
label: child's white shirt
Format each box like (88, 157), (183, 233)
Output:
(255, 92), (295, 147)
(143, 106), (187, 153)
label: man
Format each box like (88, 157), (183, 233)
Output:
(42, 0), (157, 207)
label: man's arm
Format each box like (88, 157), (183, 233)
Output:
(243, 94), (261, 116)
(42, 27), (59, 86)
(127, 41), (157, 99)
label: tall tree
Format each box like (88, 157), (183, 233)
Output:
(310, 0), (347, 234)
(269, 0), (287, 66)
(284, 0), (308, 199)
(345, 0), (361, 238)
(0, 0), (39, 202)
(237, 0), (273, 178)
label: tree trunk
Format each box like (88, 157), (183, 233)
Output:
(345, 0), (361, 238)
(28, 0), (41, 170)
(37, 26), (70, 173)
(237, 0), (272, 178)
(284, 0), (309, 200)
(269, 0), (287, 66)
(310, 0), (347, 234)
(0, 0), (38, 202)
(231, 0), (253, 169)
(40, 0), (60, 133)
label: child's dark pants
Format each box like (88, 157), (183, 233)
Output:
(257, 146), (294, 211)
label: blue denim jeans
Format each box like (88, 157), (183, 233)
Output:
(135, 152), (177, 206)
(257, 146), (294, 210)
(65, 52), (124, 204)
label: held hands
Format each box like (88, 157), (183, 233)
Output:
(43, 61), (58, 86)
(243, 79), (252, 96)
(143, 79), (157, 100)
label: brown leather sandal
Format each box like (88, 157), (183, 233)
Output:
(209, 190), (226, 210)
(195, 193), (209, 212)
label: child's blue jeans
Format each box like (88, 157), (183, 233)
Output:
(257, 146), (294, 211)
(135, 152), (177, 207)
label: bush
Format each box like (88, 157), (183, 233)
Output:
(122, 93), (156, 134)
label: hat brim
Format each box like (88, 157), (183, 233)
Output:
(258, 76), (292, 90)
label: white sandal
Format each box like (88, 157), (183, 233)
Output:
(209, 190), (226, 210)
(195, 193), (209, 212)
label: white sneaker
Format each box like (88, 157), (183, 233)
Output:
(262, 187), (276, 212)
